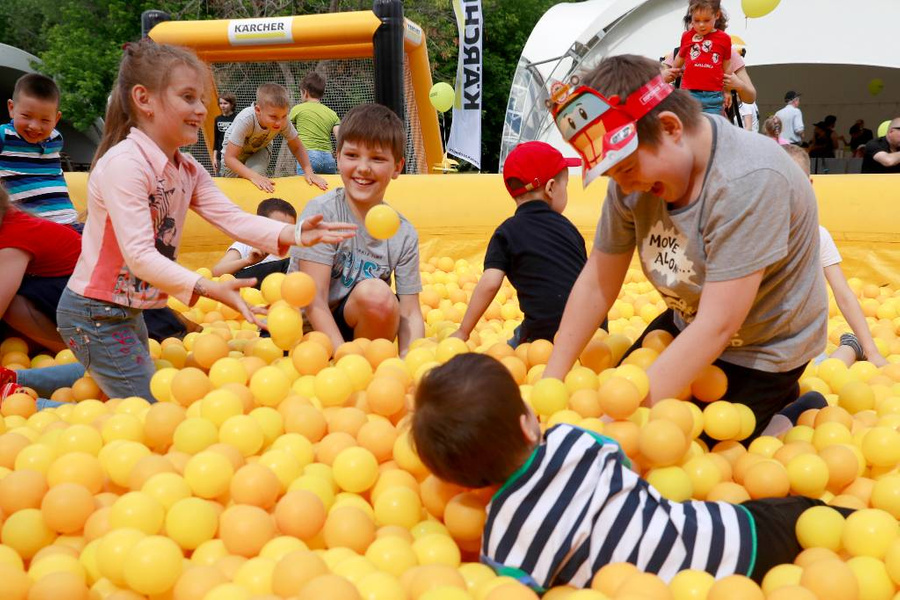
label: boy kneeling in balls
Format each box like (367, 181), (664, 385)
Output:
(543, 54), (826, 441)
(411, 353), (851, 591)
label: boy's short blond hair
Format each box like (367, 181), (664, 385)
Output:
(337, 104), (405, 163)
(782, 144), (811, 177)
(256, 83), (290, 109)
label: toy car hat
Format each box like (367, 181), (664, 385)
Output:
(547, 74), (674, 187)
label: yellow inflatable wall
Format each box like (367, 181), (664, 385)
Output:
(65, 173), (900, 286)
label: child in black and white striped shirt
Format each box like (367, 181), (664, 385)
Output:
(411, 353), (850, 592)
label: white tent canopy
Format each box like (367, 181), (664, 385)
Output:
(500, 0), (900, 165)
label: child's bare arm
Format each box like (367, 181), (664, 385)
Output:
(824, 263), (887, 366)
(212, 248), (263, 277)
(300, 259), (344, 353)
(223, 142), (275, 192)
(673, 54), (685, 69)
(544, 249), (632, 379)
(452, 268), (505, 341)
(398, 294), (425, 357)
(722, 59), (732, 85)
(0, 248), (30, 320)
(645, 269), (763, 405)
(287, 138), (328, 191)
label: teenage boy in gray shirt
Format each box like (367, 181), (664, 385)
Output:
(543, 55), (826, 441)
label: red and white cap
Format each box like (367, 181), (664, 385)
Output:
(503, 141), (581, 197)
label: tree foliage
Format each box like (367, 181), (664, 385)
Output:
(0, 0), (574, 169)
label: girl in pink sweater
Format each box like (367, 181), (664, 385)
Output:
(1, 40), (353, 406)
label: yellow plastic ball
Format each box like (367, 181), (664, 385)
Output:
(365, 204), (401, 240)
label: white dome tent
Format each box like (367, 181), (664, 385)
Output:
(500, 0), (900, 169)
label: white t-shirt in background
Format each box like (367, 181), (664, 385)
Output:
(819, 226), (842, 268)
(228, 241), (281, 265)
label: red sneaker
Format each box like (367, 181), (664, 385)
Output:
(0, 382), (24, 401)
(0, 366), (16, 389)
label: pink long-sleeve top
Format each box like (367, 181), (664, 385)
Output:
(67, 127), (287, 309)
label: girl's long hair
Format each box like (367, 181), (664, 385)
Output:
(92, 39), (208, 169)
(764, 116), (783, 138)
(683, 0), (729, 31)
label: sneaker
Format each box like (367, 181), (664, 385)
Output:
(0, 366), (16, 389)
(839, 333), (865, 361)
(0, 382), (24, 401)
(779, 391), (829, 425)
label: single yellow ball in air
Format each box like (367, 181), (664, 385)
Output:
(365, 204), (401, 240)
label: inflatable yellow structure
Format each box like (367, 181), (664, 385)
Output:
(147, 10), (442, 173)
(65, 173), (900, 286)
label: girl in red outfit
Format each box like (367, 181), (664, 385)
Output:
(673, 0), (732, 114)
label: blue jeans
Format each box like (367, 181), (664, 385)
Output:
(55, 288), (156, 403)
(18, 363), (86, 410)
(297, 150), (337, 175)
(689, 90), (724, 115)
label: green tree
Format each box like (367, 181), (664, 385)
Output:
(0, 0), (570, 170)
(407, 0), (577, 172)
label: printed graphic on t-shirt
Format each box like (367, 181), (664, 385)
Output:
(112, 178), (178, 305)
(641, 220), (696, 288)
(149, 180), (178, 262)
(332, 248), (392, 290)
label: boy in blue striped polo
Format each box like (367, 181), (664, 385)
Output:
(411, 353), (851, 591)
(1, 73), (78, 226)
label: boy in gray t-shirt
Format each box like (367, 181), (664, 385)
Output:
(290, 104), (424, 355)
(221, 83), (327, 193)
(542, 55), (826, 441)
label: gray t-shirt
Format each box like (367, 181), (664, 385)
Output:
(595, 116), (826, 372)
(289, 188), (422, 308)
(224, 105), (299, 162)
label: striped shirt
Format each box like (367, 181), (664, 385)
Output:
(0, 122), (77, 224)
(482, 424), (756, 590)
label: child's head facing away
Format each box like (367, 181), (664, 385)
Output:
(8, 73), (61, 144)
(411, 353), (540, 489)
(256, 197), (297, 224)
(684, 0), (727, 34)
(576, 54), (702, 203)
(503, 141), (579, 213)
(255, 83), (291, 132)
(300, 72), (327, 101)
(782, 143), (811, 178)
(336, 104), (405, 206)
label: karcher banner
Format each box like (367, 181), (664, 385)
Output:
(227, 17), (294, 46)
(448, 0), (482, 169)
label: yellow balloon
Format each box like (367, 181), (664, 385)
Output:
(742, 0), (781, 18)
(429, 82), (455, 113)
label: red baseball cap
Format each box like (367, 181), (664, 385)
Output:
(503, 141), (581, 197)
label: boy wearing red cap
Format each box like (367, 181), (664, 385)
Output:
(451, 141), (589, 346)
(543, 55), (826, 441)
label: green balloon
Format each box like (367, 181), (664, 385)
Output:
(879, 120), (891, 137)
(429, 82), (455, 113)
(869, 78), (885, 96)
